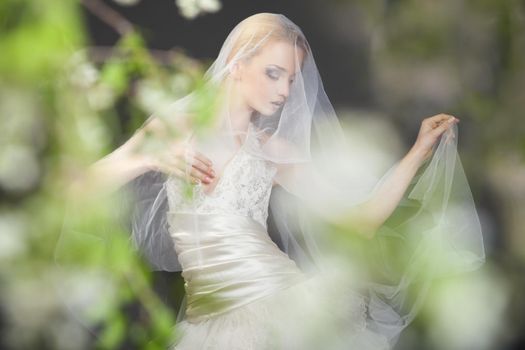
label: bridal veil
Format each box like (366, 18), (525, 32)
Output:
(55, 13), (485, 346)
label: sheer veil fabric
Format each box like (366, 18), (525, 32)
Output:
(56, 13), (485, 348)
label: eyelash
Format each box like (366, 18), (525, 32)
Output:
(266, 69), (280, 80)
(266, 69), (295, 84)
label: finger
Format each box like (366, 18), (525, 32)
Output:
(425, 114), (455, 128)
(173, 154), (214, 180)
(193, 163), (215, 178)
(431, 117), (457, 137)
(194, 151), (213, 167)
(179, 149), (214, 176)
(178, 149), (214, 177)
(191, 156), (215, 177)
(420, 115), (447, 133)
(170, 168), (203, 185)
(430, 113), (454, 122)
(175, 160), (213, 184)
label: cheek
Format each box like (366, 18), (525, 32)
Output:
(244, 71), (272, 106)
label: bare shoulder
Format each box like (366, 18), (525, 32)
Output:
(256, 128), (297, 155)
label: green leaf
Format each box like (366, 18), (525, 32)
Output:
(100, 61), (129, 95)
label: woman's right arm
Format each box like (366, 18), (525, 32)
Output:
(83, 128), (153, 193)
(69, 117), (216, 195)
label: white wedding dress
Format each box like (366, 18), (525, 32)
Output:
(165, 123), (390, 350)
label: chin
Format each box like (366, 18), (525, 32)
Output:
(254, 108), (274, 117)
(259, 110), (275, 117)
(257, 105), (281, 117)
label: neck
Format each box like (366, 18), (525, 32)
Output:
(229, 101), (253, 134)
(221, 79), (253, 135)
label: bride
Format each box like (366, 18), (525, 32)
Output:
(61, 13), (485, 350)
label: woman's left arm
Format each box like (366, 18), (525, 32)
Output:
(350, 113), (459, 239)
(272, 113), (459, 239)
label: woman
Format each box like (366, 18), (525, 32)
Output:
(61, 13), (484, 350)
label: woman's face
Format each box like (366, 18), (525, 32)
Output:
(235, 40), (304, 116)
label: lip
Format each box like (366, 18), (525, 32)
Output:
(271, 101), (284, 108)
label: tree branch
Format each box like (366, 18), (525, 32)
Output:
(81, 0), (135, 36)
(86, 46), (183, 65)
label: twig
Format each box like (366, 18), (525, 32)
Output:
(86, 46), (183, 65)
(81, 0), (135, 36)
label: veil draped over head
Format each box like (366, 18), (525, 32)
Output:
(56, 13), (484, 346)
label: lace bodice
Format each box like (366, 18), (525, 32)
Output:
(166, 124), (277, 228)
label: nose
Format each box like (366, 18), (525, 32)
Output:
(278, 79), (290, 100)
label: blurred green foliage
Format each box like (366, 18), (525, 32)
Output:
(0, 1), (213, 349)
(1, 1), (524, 349)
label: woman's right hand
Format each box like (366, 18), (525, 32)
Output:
(131, 117), (216, 185)
(146, 143), (216, 185)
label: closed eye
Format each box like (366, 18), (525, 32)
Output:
(265, 68), (280, 80)
(266, 66), (296, 84)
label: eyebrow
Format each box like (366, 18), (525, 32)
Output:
(268, 64), (296, 77)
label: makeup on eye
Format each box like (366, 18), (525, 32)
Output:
(265, 67), (281, 80)
(265, 65), (296, 83)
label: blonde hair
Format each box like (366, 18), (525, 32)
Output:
(226, 13), (310, 65)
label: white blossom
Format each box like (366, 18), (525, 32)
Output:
(0, 212), (27, 260)
(135, 78), (174, 114)
(85, 82), (116, 111)
(198, 0), (221, 13)
(0, 145), (40, 193)
(175, 0), (222, 19)
(70, 61), (99, 89)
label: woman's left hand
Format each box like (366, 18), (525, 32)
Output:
(411, 113), (459, 163)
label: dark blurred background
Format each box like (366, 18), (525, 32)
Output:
(1, 0), (524, 349)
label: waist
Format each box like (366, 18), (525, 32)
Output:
(167, 212), (306, 321)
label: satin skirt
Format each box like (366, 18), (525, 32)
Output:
(168, 213), (389, 350)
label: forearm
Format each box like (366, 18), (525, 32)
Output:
(69, 136), (152, 196)
(89, 151), (151, 191)
(352, 147), (425, 238)
(278, 148), (425, 239)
